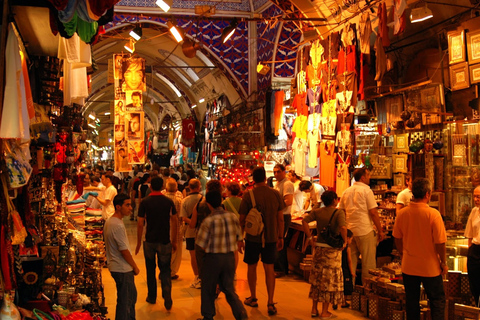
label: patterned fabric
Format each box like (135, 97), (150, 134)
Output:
(308, 246), (344, 304)
(196, 208), (242, 254)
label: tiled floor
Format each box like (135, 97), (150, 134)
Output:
(102, 218), (367, 319)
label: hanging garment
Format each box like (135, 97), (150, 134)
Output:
(293, 138), (308, 177)
(292, 114), (308, 140)
(321, 100), (337, 140)
(336, 71), (358, 109)
(337, 45), (357, 75)
(274, 90), (285, 136)
(341, 23), (355, 47)
(359, 12), (372, 55)
(292, 92), (308, 116)
(336, 91), (354, 114)
(63, 61), (88, 105)
(359, 53), (368, 100)
(306, 86), (322, 114)
(335, 130), (352, 156)
(306, 64), (322, 89)
(0, 24), (30, 140)
(336, 157), (351, 197)
(378, 2), (390, 47)
(58, 33), (92, 68)
(297, 70), (307, 93)
(394, 0), (407, 35)
(319, 141), (336, 188)
(307, 128), (320, 168)
(375, 35), (387, 82)
(310, 39), (324, 68)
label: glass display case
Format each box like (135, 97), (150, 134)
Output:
(445, 122), (480, 225)
(446, 233), (469, 272)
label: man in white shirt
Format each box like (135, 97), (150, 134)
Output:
(95, 173), (118, 220)
(299, 180), (326, 210)
(338, 168), (385, 284)
(396, 174), (413, 211)
(273, 164), (294, 278)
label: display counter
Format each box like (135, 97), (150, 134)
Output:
(286, 219), (315, 275)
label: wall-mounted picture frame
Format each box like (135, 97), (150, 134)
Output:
(392, 154), (408, 173)
(467, 29), (480, 64)
(448, 30), (466, 65)
(470, 63), (480, 84)
(393, 133), (409, 153)
(393, 173), (405, 188)
(454, 191), (473, 224)
(450, 62), (470, 91)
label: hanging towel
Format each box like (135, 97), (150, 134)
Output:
(0, 24), (30, 140)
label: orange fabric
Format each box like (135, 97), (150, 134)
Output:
(274, 90), (285, 136)
(292, 92), (308, 116)
(393, 202), (447, 277)
(20, 51), (34, 119)
(319, 141), (336, 188)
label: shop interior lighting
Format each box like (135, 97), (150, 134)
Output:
(156, 0), (172, 12)
(129, 25), (143, 41)
(124, 39), (136, 53)
(85, 139), (92, 143)
(221, 19), (238, 43)
(167, 21), (184, 43)
(88, 123), (96, 129)
(199, 98), (205, 103)
(104, 112), (110, 115)
(88, 114), (96, 120)
(410, 4), (433, 23)
(191, 104), (197, 109)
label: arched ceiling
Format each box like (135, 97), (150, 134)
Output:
(11, 0), (480, 137)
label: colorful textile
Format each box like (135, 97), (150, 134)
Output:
(308, 246), (344, 304)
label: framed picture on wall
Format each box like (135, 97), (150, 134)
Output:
(448, 30), (466, 65)
(450, 62), (470, 91)
(470, 63), (480, 84)
(467, 29), (480, 64)
(393, 174), (405, 188)
(392, 154), (408, 173)
(454, 192), (473, 224)
(393, 134), (409, 153)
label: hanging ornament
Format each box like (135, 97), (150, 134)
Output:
(433, 139), (443, 150)
(400, 110), (411, 121)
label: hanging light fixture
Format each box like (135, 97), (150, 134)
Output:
(156, 0), (172, 12)
(410, 4), (433, 23)
(124, 39), (135, 53)
(129, 25), (142, 41)
(257, 62), (270, 75)
(167, 21), (183, 43)
(221, 19), (238, 43)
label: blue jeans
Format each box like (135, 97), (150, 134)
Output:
(110, 271), (137, 320)
(403, 273), (445, 320)
(201, 252), (247, 320)
(143, 241), (172, 303)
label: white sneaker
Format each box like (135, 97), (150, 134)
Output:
(190, 276), (201, 289)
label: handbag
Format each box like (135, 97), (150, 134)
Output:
(319, 209), (344, 248)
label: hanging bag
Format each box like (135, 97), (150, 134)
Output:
(1, 175), (27, 245)
(319, 209), (344, 248)
(244, 189), (264, 237)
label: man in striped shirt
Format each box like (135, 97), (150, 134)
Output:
(196, 190), (247, 320)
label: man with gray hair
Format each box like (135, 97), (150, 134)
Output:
(393, 178), (447, 320)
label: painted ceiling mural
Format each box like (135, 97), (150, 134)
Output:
(107, 0), (305, 103)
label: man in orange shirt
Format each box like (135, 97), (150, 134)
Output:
(393, 178), (447, 320)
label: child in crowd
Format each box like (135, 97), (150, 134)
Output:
(334, 229), (354, 309)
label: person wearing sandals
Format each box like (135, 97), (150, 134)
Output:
(196, 190), (248, 320)
(302, 190), (347, 318)
(223, 181), (242, 274)
(239, 167), (285, 316)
